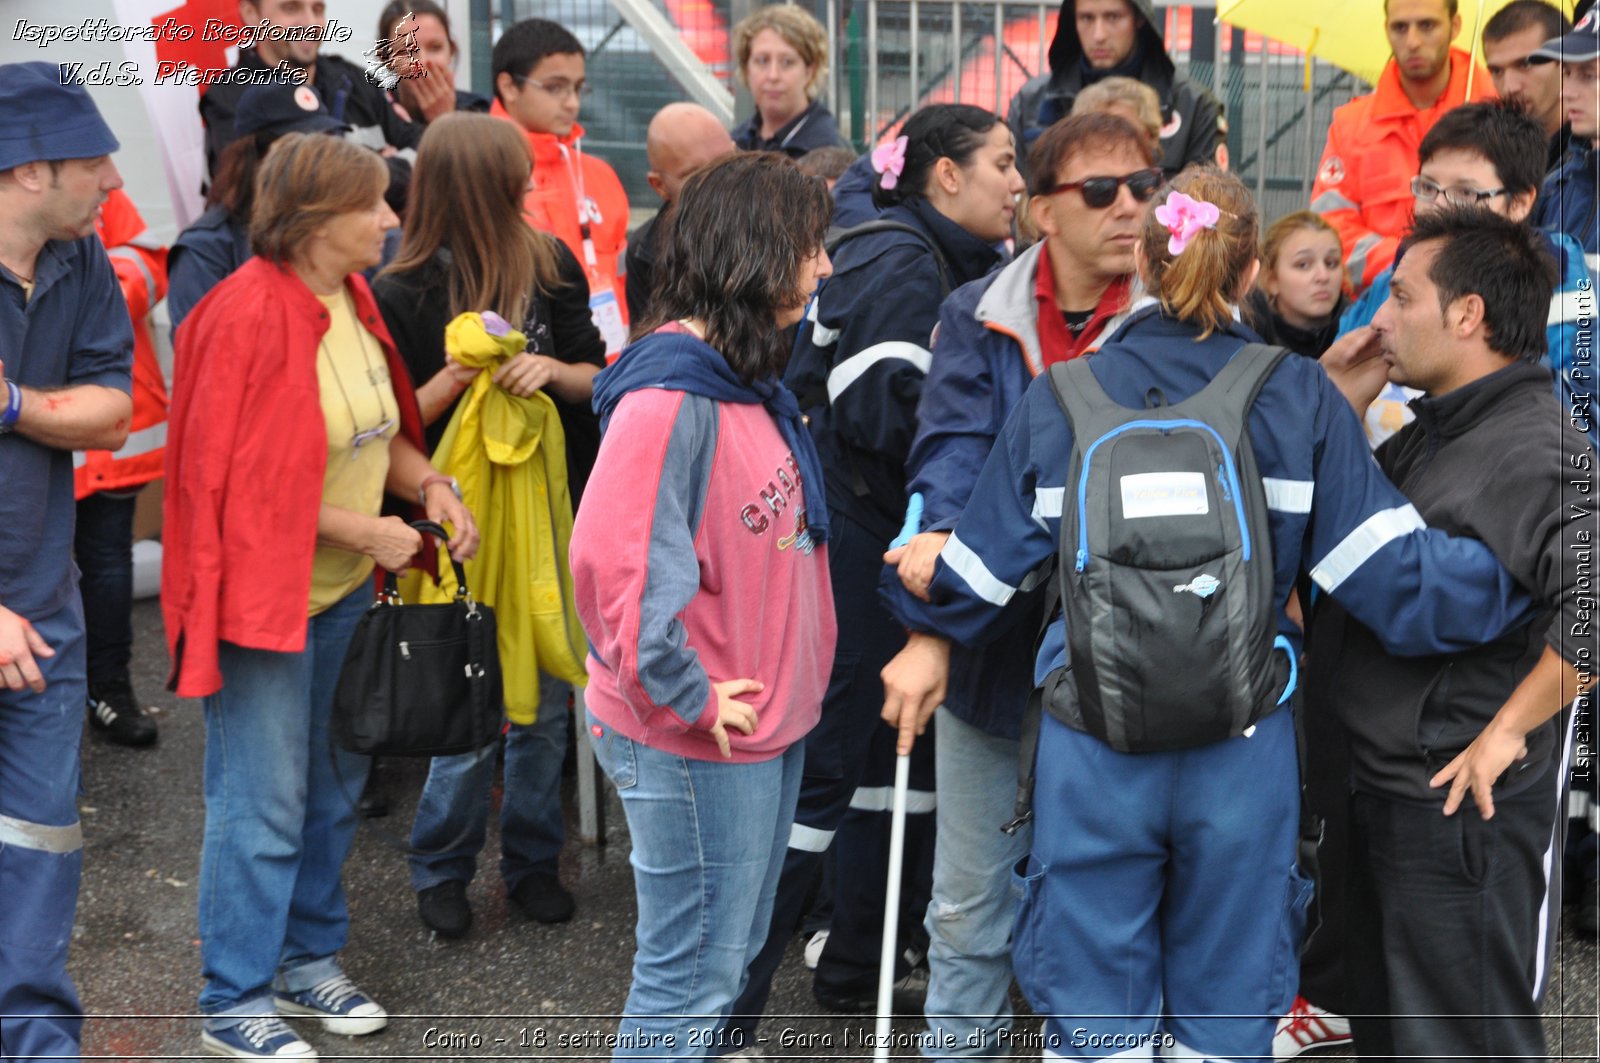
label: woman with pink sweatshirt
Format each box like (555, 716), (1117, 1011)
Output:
(570, 152), (837, 1059)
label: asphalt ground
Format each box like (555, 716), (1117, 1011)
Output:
(61, 599), (1600, 1061)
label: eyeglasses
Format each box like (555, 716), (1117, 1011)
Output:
(1046, 167), (1164, 209)
(513, 75), (592, 101)
(1410, 175), (1506, 207)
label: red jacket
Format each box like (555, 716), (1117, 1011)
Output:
(79, 189), (169, 497)
(162, 257), (425, 698)
(1310, 48), (1496, 293)
(491, 101), (630, 350)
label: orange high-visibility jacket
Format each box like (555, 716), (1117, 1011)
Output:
(1310, 49), (1496, 295)
(78, 189), (169, 498)
(491, 101), (629, 344)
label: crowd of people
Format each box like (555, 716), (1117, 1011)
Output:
(1, 0), (1598, 1061)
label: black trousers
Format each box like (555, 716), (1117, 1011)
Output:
(1344, 766), (1561, 1063)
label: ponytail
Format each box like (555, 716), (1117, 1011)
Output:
(871, 103), (1000, 210)
(1140, 168), (1258, 339)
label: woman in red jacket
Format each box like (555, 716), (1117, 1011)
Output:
(163, 133), (477, 1062)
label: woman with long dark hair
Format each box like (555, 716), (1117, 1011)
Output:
(570, 152), (836, 1059)
(373, 112), (603, 938)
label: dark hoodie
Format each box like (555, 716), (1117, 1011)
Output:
(1241, 287), (1349, 360)
(1306, 361), (1598, 804)
(1007, 0), (1220, 177)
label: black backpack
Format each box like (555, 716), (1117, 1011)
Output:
(1041, 342), (1295, 753)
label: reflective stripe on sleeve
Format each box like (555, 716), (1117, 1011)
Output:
(942, 532), (1017, 606)
(1345, 233), (1382, 290)
(825, 341), (932, 404)
(1031, 486), (1064, 528)
(1263, 478), (1314, 514)
(1308, 504), (1426, 593)
(1310, 190), (1358, 214)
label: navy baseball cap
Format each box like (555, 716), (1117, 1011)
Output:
(1533, 6), (1600, 63)
(234, 81), (349, 138)
(0, 62), (120, 171)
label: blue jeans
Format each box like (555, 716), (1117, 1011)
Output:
(197, 586), (372, 1028)
(590, 716), (803, 1061)
(408, 675), (570, 892)
(74, 489), (138, 686)
(0, 600), (87, 1060)
(922, 709), (1031, 1059)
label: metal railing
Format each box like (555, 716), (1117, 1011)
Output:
(488, 1), (1372, 227)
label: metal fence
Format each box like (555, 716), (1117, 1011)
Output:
(486, 1), (1371, 226)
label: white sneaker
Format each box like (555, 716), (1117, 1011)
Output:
(274, 974), (388, 1036)
(803, 929), (829, 969)
(1273, 994), (1352, 1059)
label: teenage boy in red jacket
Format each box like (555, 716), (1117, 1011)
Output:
(491, 19), (631, 359)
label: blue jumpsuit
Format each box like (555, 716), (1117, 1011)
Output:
(887, 306), (1535, 1061)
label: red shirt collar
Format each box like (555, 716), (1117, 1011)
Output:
(1034, 249), (1131, 368)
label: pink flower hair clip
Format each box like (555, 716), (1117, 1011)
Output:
(871, 134), (909, 191)
(1154, 190), (1221, 255)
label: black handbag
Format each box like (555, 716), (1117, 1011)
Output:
(332, 521), (504, 757)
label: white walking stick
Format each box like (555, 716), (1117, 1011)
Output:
(874, 751), (911, 1060)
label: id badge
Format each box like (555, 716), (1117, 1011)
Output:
(589, 287), (628, 360)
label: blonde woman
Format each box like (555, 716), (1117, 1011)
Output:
(730, 5), (845, 157)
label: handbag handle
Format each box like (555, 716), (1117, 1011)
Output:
(380, 519), (472, 603)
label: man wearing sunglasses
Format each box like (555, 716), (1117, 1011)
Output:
(1311, 0), (1497, 296)
(883, 111), (1157, 1057)
(1482, 1), (1572, 171)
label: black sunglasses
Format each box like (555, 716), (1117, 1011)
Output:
(1046, 167), (1164, 209)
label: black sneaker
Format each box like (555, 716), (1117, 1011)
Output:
(813, 947), (929, 1014)
(508, 871), (575, 923)
(417, 880), (472, 938)
(87, 680), (158, 747)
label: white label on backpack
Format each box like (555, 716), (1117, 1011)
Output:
(1120, 472), (1209, 519)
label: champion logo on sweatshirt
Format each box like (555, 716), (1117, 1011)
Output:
(739, 454), (805, 536)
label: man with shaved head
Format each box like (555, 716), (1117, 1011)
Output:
(624, 102), (737, 319)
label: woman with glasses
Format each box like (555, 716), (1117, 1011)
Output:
(373, 112), (605, 940)
(722, 103), (1024, 1042)
(163, 132), (477, 1060)
(730, 5), (846, 158)
(571, 152), (836, 1060)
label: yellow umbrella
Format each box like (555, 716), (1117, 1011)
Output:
(1216, 0), (1576, 85)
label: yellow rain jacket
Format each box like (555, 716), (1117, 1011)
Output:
(407, 312), (588, 723)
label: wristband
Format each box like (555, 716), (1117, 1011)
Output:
(0, 380), (20, 433)
(418, 474), (462, 507)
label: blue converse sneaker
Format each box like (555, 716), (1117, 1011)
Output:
(274, 974), (388, 1036)
(201, 1015), (317, 1059)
